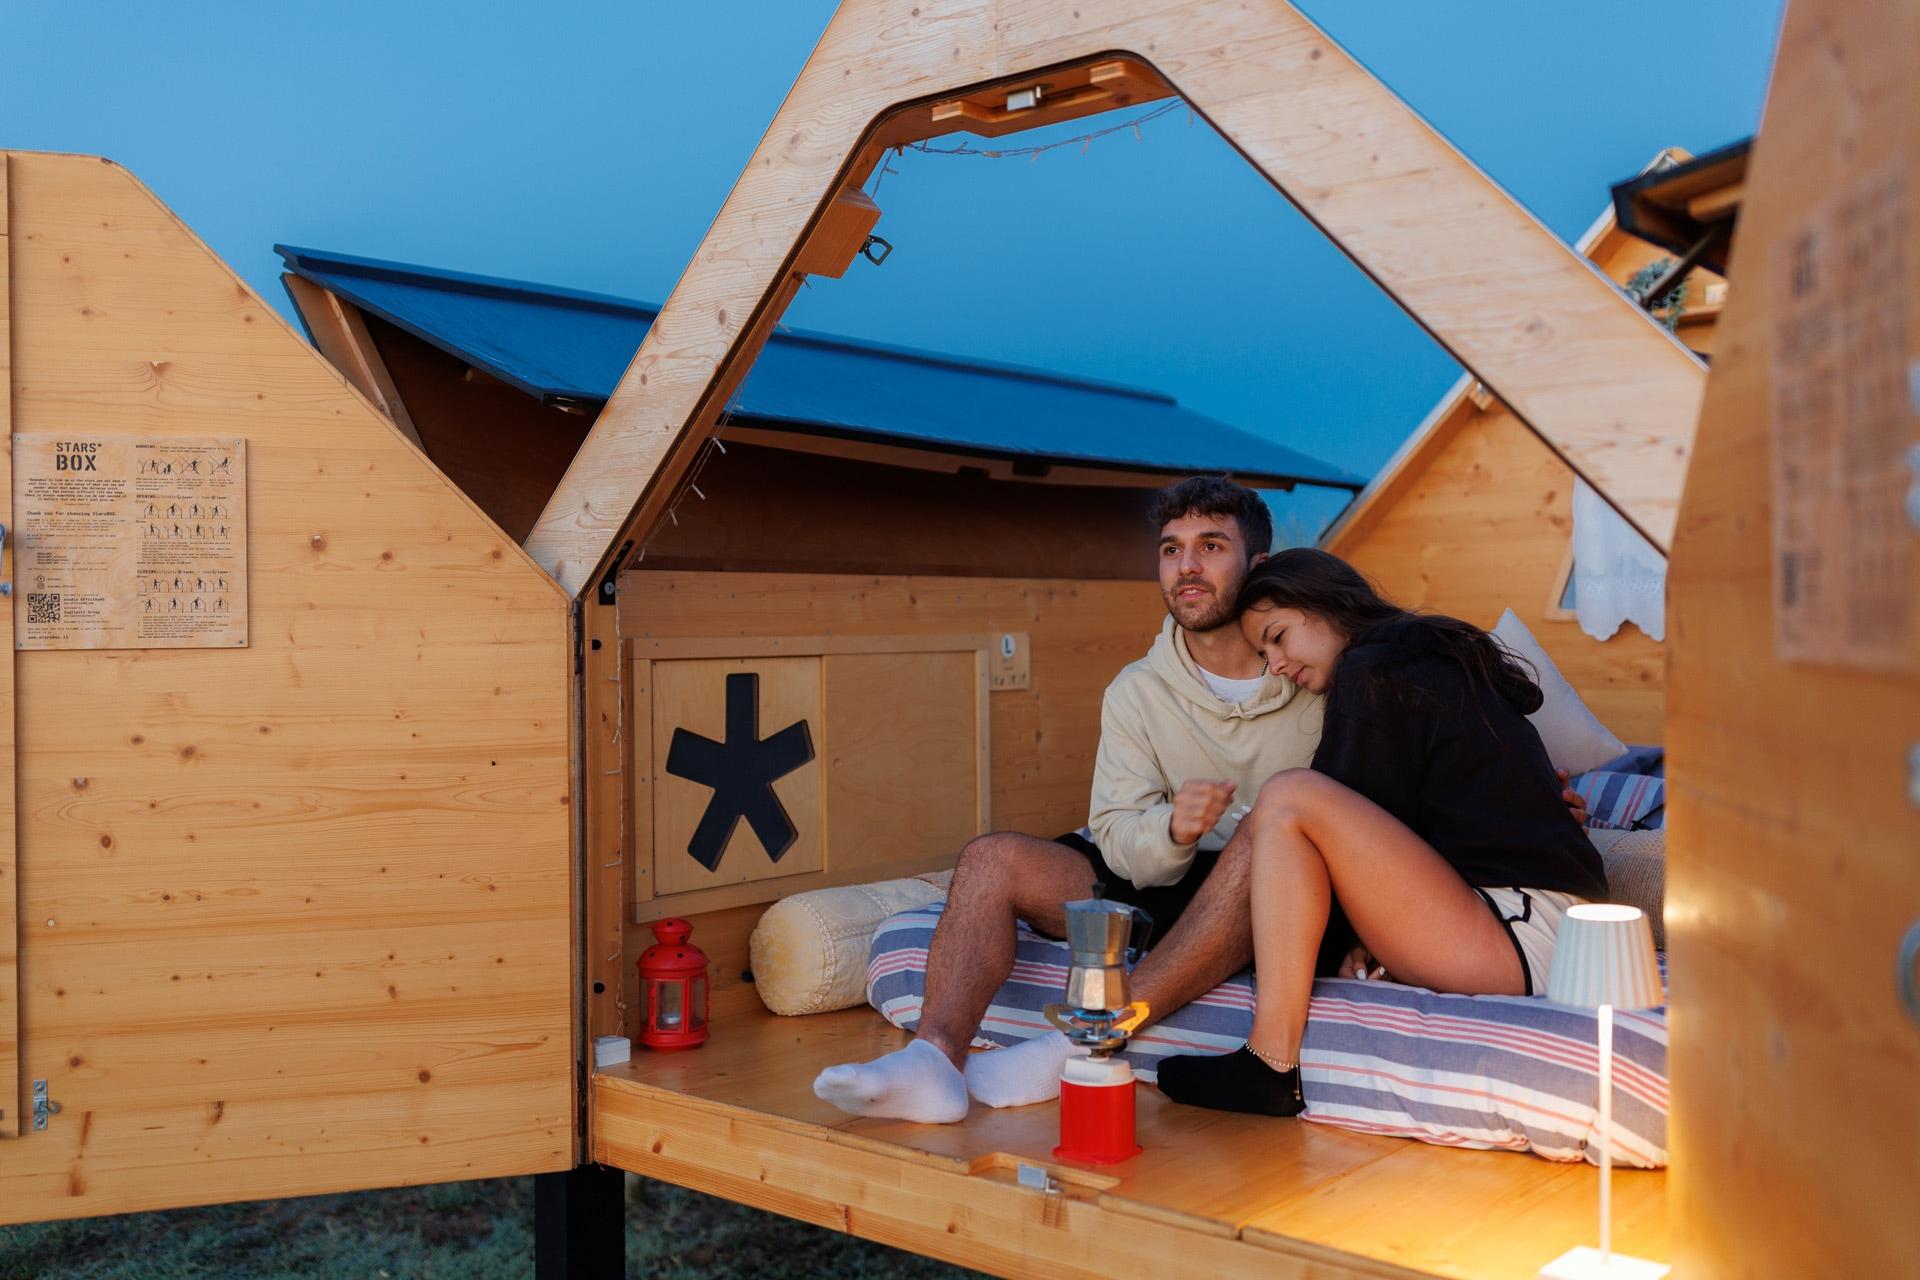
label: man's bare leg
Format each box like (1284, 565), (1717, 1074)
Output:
(965, 827), (1256, 1109)
(1126, 824), (1254, 1026)
(814, 832), (1093, 1122)
(915, 832), (1094, 1064)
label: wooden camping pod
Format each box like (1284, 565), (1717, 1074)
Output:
(0, 152), (575, 1222)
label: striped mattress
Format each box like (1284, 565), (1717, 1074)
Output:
(868, 905), (1668, 1167)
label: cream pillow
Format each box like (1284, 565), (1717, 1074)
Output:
(750, 871), (952, 1016)
(1491, 609), (1627, 776)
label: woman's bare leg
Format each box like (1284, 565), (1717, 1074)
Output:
(1244, 769), (1523, 1064)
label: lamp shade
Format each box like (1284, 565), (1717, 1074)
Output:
(1545, 905), (1663, 1010)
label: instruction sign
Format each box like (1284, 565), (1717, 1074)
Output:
(1768, 161), (1918, 672)
(12, 436), (247, 650)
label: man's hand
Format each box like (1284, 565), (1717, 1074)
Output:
(1170, 779), (1236, 846)
(1557, 767), (1589, 826)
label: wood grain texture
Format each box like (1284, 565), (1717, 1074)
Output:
(594, 1005), (1664, 1279)
(631, 634), (990, 920)
(1665, 3), (1920, 1275)
(1328, 220), (1724, 745)
(0, 153), (19, 1139)
(280, 278), (422, 448)
(0, 152), (573, 1222)
(529, 0), (1704, 595)
(619, 572), (1162, 843)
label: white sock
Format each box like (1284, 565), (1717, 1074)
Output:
(812, 1038), (969, 1124)
(965, 1031), (1087, 1108)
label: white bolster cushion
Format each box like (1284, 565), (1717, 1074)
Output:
(750, 871), (953, 1015)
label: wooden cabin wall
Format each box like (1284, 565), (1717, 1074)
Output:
(358, 313), (1164, 579)
(0, 153), (574, 1224)
(1325, 231), (1724, 747)
(1665, 1), (1920, 1272)
(360, 313), (593, 544)
(607, 569), (1162, 1038)
(1328, 405), (1666, 744)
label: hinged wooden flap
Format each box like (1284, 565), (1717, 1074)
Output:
(526, 0), (1705, 597)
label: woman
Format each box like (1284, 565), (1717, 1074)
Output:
(1155, 548), (1608, 1117)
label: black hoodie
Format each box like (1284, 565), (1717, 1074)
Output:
(1311, 617), (1609, 900)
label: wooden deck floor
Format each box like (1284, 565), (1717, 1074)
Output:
(594, 1007), (1667, 1279)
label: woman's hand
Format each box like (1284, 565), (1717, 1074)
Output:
(1170, 779), (1236, 845)
(1339, 944), (1389, 982)
(1556, 767), (1589, 826)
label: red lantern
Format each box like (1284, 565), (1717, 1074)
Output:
(636, 918), (709, 1050)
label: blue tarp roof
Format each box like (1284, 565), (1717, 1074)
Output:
(275, 246), (1363, 491)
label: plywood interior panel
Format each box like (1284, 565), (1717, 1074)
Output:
(1664, 2), (1920, 1274)
(614, 572), (1160, 1029)
(630, 634), (991, 919)
(594, 1006), (1666, 1280)
(620, 571), (1159, 839)
(0, 152), (573, 1223)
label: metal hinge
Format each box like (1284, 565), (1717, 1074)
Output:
(33, 1079), (61, 1131)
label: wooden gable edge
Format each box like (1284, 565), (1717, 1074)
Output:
(1321, 146), (1695, 555)
(1322, 210), (1627, 553)
(0, 152), (575, 605)
(524, 1), (1707, 599)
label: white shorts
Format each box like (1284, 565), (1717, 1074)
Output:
(1474, 887), (1587, 996)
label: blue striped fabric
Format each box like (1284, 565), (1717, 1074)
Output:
(868, 905), (1668, 1167)
(1572, 769), (1667, 829)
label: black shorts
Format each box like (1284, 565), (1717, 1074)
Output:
(1054, 831), (1220, 949)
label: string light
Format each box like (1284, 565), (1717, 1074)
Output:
(869, 99), (1184, 194)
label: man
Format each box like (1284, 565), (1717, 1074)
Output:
(813, 477), (1313, 1123)
(813, 478), (1582, 1123)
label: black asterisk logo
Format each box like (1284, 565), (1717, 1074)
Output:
(664, 672), (815, 870)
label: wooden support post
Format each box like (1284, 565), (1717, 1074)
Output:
(534, 1164), (626, 1280)
(0, 154), (18, 1140)
(281, 275), (425, 450)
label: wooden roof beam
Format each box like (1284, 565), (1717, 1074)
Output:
(527, 0), (1705, 596)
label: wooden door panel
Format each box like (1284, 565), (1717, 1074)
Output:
(0, 151), (573, 1224)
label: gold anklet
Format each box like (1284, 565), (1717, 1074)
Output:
(1245, 1041), (1297, 1073)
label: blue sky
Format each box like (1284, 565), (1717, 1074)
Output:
(4, 2), (1782, 538)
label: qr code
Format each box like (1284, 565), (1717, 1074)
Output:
(26, 593), (60, 624)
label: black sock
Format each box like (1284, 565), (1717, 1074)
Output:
(1156, 1045), (1305, 1117)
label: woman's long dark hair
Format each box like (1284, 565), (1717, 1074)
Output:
(1235, 548), (1541, 712)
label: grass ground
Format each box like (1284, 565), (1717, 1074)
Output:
(0, 1175), (980, 1279)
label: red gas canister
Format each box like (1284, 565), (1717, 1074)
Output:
(635, 918), (710, 1051)
(1053, 1055), (1141, 1164)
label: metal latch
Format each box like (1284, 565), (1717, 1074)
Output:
(1015, 1162), (1060, 1195)
(33, 1079), (61, 1131)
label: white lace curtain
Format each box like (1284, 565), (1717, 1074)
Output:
(1572, 478), (1667, 642)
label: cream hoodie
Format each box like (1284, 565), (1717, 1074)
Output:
(1088, 616), (1326, 888)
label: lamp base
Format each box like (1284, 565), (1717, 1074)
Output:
(1539, 1246), (1670, 1279)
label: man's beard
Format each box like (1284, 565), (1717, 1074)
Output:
(1164, 584), (1237, 633)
